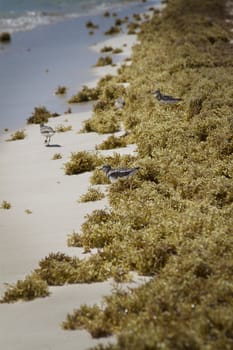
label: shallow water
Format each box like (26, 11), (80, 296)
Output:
(0, 0), (160, 131)
(0, 0), (142, 33)
(0, 15), (100, 131)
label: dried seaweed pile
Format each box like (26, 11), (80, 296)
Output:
(63, 0), (233, 348)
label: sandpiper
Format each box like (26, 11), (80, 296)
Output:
(101, 165), (140, 183)
(40, 123), (55, 145)
(152, 89), (183, 104)
(114, 97), (125, 109)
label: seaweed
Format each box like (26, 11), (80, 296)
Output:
(0, 32), (11, 42)
(27, 106), (53, 124)
(64, 151), (100, 175)
(60, 0), (233, 348)
(82, 110), (120, 134)
(86, 21), (99, 29)
(100, 46), (113, 53)
(55, 124), (72, 132)
(55, 85), (67, 95)
(68, 85), (100, 103)
(0, 273), (49, 303)
(52, 153), (62, 160)
(95, 56), (113, 67)
(104, 26), (121, 35)
(95, 135), (127, 150)
(78, 187), (105, 202)
(7, 129), (26, 141)
(1, 200), (11, 209)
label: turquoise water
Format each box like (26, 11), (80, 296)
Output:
(0, 0), (143, 33)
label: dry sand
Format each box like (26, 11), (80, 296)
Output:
(0, 31), (143, 350)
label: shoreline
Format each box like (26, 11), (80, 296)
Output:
(0, 0), (157, 34)
(0, 11), (141, 294)
(0, 2), (156, 349)
(0, 0), (158, 132)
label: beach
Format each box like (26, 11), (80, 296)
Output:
(0, 0), (157, 131)
(1, 0), (232, 349)
(0, 1), (156, 349)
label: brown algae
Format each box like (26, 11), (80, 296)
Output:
(1, 200), (11, 209)
(78, 187), (105, 203)
(27, 106), (58, 124)
(1, 0), (233, 349)
(6, 129), (26, 141)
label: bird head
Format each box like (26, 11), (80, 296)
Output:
(152, 89), (160, 96)
(100, 165), (112, 173)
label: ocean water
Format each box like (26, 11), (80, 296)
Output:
(0, 0), (161, 131)
(0, 0), (147, 33)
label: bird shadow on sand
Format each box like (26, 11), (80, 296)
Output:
(46, 144), (62, 148)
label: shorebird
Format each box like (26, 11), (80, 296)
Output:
(101, 165), (140, 183)
(152, 89), (183, 104)
(40, 123), (55, 145)
(114, 97), (125, 109)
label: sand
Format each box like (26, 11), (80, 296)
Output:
(0, 21), (143, 350)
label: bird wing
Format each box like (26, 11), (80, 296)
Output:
(41, 126), (55, 135)
(162, 94), (182, 101)
(110, 168), (138, 178)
